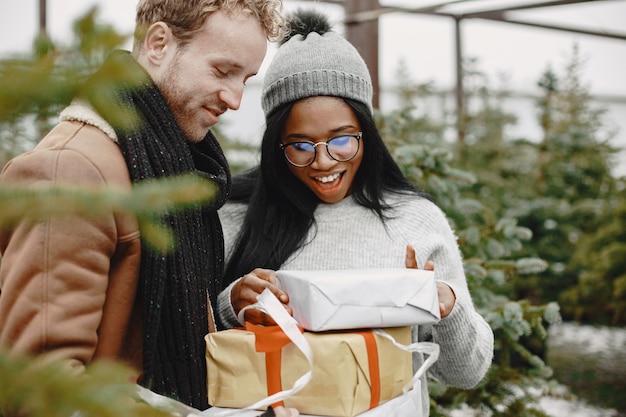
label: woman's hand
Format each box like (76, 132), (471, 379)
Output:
(404, 243), (434, 271)
(231, 268), (292, 325)
(405, 244), (456, 318)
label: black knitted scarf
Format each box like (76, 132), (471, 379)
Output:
(87, 50), (231, 409)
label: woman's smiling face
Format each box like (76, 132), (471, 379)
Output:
(280, 96), (364, 204)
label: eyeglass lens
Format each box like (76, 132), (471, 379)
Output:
(283, 134), (360, 167)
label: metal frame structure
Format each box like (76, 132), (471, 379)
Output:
(298, 0), (626, 142)
(35, 0), (626, 142)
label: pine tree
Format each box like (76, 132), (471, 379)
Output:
(512, 45), (620, 315)
(561, 179), (626, 324)
(376, 64), (559, 417)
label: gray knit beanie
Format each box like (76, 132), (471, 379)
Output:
(261, 9), (374, 117)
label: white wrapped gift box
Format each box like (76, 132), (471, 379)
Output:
(275, 268), (440, 332)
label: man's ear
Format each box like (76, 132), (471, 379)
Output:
(143, 22), (174, 65)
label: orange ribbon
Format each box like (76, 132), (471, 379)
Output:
(353, 331), (381, 409)
(247, 322), (303, 409)
(246, 323), (382, 411)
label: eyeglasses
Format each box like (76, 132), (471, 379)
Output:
(280, 132), (362, 168)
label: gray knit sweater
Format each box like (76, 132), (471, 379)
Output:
(217, 194), (494, 416)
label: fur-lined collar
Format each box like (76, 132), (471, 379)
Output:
(59, 99), (118, 142)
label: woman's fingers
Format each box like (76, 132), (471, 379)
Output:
(231, 269), (293, 325)
(436, 281), (456, 318)
(405, 244), (435, 271)
(405, 244), (418, 269)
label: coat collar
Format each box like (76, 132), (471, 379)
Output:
(59, 99), (118, 142)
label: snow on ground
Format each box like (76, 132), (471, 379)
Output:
(448, 396), (619, 417)
(538, 396), (618, 417)
(449, 322), (625, 417)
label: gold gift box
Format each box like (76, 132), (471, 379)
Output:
(205, 326), (412, 417)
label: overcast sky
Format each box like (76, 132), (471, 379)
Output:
(2, 0), (626, 174)
(2, 0), (625, 93)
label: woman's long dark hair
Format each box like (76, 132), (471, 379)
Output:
(222, 98), (429, 284)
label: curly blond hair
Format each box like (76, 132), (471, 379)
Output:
(133, 0), (287, 55)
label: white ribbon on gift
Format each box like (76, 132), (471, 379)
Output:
(134, 385), (202, 416)
(372, 330), (440, 394)
(135, 289), (440, 417)
(135, 288), (314, 417)
(224, 289), (315, 414)
(347, 334), (439, 417)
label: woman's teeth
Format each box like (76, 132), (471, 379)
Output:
(315, 173), (341, 183)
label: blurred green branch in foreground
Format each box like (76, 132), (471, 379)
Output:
(0, 174), (217, 252)
(0, 349), (171, 417)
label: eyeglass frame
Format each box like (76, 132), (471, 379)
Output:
(279, 132), (362, 168)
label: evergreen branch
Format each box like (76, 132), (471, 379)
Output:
(0, 174), (217, 252)
(0, 350), (171, 417)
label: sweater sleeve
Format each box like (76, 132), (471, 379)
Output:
(216, 279), (244, 328)
(402, 198), (494, 388)
(217, 203), (248, 329)
(422, 296), (494, 388)
(218, 202), (247, 260)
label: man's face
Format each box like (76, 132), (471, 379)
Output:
(150, 11), (267, 143)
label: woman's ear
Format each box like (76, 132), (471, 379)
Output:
(143, 22), (174, 65)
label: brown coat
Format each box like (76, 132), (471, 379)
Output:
(0, 105), (143, 378)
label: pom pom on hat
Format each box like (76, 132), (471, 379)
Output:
(261, 9), (374, 117)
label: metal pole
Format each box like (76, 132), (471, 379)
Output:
(37, 0), (48, 140)
(344, 0), (380, 111)
(39, 0), (47, 36)
(454, 16), (465, 145)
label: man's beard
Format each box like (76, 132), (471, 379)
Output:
(158, 57), (203, 143)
